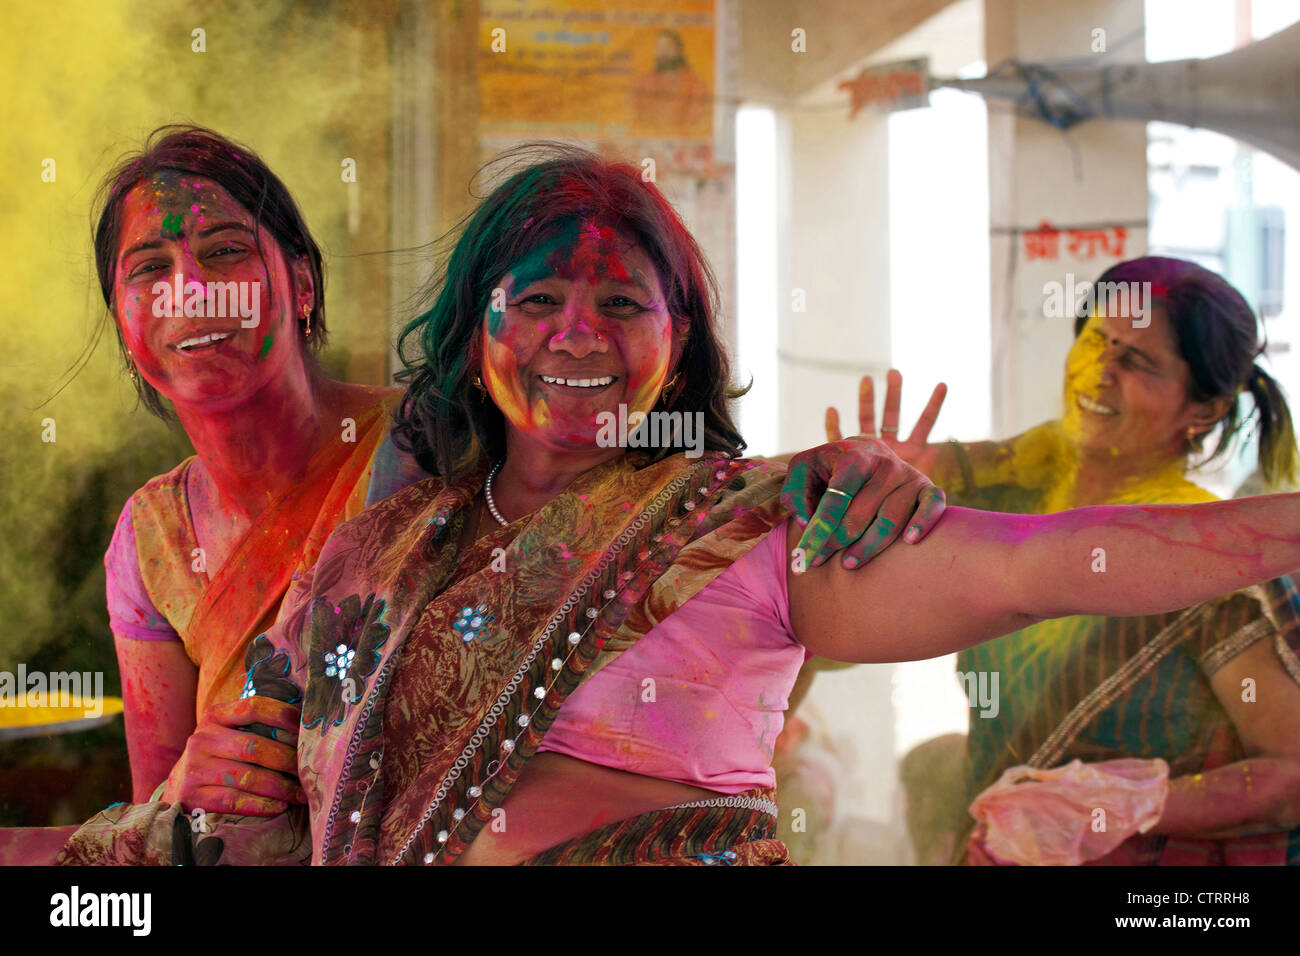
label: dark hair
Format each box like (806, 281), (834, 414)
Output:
(392, 142), (746, 478)
(91, 125), (327, 420)
(1074, 255), (1297, 486)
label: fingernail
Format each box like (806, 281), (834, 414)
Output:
(842, 556), (859, 569)
(796, 515), (808, 527)
(905, 526), (920, 544)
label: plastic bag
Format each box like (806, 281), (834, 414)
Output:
(967, 758), (1169, 866)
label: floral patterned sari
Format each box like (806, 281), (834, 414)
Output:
(60, 451), (795, 865)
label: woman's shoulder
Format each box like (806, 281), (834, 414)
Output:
(126, 455), (198, 511)
(329, 382), (404, 418)
(335, 470), (447, 544)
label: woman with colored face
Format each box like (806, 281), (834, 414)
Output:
(827, 257), (1300, 866)
(48, 155), (1300, 868)
(93, 127), (425, 819)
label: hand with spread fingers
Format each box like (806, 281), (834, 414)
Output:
(161, 696), (306, 818)
(780, 436), (948, 570)
(780, 368), (950, 570)
(825, 369), (947, 473)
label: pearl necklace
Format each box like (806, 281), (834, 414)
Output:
(483, 459), (509, 527)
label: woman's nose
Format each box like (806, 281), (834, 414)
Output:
(170, 246), (212, 287)
(548, 309), (608, 357)
(1097, 350), (1120, 384)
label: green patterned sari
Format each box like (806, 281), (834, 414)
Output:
(945, 423), (1300, 865)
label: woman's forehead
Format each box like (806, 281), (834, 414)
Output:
(117, 174), (257, 257)
(125, 171), (238, 210)
(506, 218), (658, 288)
(1092, 305), (1181, 357)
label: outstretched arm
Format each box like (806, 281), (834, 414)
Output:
(789, 494), (1300, 663)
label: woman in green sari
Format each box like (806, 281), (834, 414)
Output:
(55, 158), (1300, 867)
(828, 257), (1300, 865)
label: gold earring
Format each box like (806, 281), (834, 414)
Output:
(664, 371), (680, 392)
(127, 360), (138, 385)
(301, 302), (313, 338)
(471, 375), (488, 401)
(1186, 426), (1198, 441)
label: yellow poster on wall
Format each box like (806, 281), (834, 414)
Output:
(479, 1), (715, 144)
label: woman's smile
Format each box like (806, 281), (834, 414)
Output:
(1076, 393), (1118, 417)
(171, 327), (241, 354)
(538, 373), (618, 390)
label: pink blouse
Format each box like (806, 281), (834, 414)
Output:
(539, 519), (806, 793)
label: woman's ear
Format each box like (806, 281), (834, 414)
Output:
(291, 255), (315, 313)
(670, 316), (691, 367)
(1187, 393), (1235, 437)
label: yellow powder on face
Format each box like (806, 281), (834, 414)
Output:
(1061, 317), (1107, 450)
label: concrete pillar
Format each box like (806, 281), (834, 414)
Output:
(985, 0), (1148, 436)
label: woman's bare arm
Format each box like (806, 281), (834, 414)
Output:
(1148, 638), (1300, 838)
(789, 494), (1300, 663)
(114, 635), (198, 800)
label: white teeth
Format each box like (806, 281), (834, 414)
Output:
(177, 332), (232, 351)
(541, 375), (614, 388)
(1078, 394), (1118, 415)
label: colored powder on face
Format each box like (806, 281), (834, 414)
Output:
(160, 212), (184, 238)
(1060, 316), (1108, 445)
(487, 299), (505, 338)
(506, 220), (584, 294)
(257, 333), (274, 359)
(552, 221), (632, 284)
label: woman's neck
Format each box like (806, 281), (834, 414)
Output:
(175, 370), (339, 520)
(489, 439), (626, 521)
(1058, 441), (1191, 508)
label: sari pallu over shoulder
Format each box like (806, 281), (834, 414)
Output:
(129, 393), (400, 718)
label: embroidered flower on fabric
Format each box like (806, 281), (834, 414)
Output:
(302, 593), (390, 729)
(451, 603), (496, 644)
(697, 850), (739, 866)
(238, 635), (300, 704)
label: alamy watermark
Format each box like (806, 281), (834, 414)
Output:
(0, 665), (105, 718)
(151, 273), (260, 328)
(595, 404), (704, 458)
(957, 670), (999, 719)
(1041, 273), (1159, 329)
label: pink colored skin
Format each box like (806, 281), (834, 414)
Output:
(114, 174), (332, 514)
(480, 222), (682, 515)
(111, 174), (385, 810)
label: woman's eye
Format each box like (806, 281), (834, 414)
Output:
(209, 245), (246, 258)
(127, 262), (165, 279)
(515, 293), (556, 311)
(605, 296), (643, 313)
